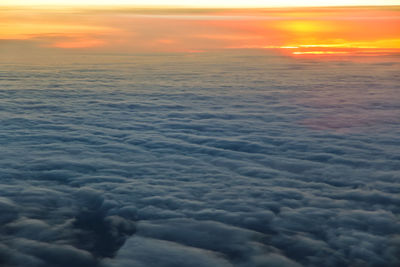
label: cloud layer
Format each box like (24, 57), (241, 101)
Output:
(0, 52), (399, 266)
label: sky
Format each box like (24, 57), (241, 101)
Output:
(1, 0), (400, 7)
(1, 6), (399, 58)
(1, 0), (399, 58)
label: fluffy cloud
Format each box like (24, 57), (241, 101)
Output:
(0, 52), (399, 266)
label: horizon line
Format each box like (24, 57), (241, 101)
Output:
(1, 4), (399, 9)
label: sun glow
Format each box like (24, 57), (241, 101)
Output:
(277, 21), (332, 33)
(293, 51), (349, 54)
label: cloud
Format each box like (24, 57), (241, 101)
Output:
(0, 51), (399, 267)
(105, 236), (233, 267)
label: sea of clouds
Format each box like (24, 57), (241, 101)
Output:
(0, 52), (399, 266)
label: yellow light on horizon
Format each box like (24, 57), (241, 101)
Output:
(278, 21), (332, 33)
(293, 51), (350, 54)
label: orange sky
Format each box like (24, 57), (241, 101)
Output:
(1, 6), (399, 57)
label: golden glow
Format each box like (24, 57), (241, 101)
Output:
(0, 23), (111, 40)
(277, 21), (333, 33)
(1, 6), (399, 57)
(293, 51), (349, 54)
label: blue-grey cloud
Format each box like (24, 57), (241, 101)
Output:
(0, 52), (399, 266)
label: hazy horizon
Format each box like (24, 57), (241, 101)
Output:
(2, 0), (399, 7)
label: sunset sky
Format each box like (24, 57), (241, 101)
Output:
(1, 1), (399, 59)
(1, 6), (399, 58)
